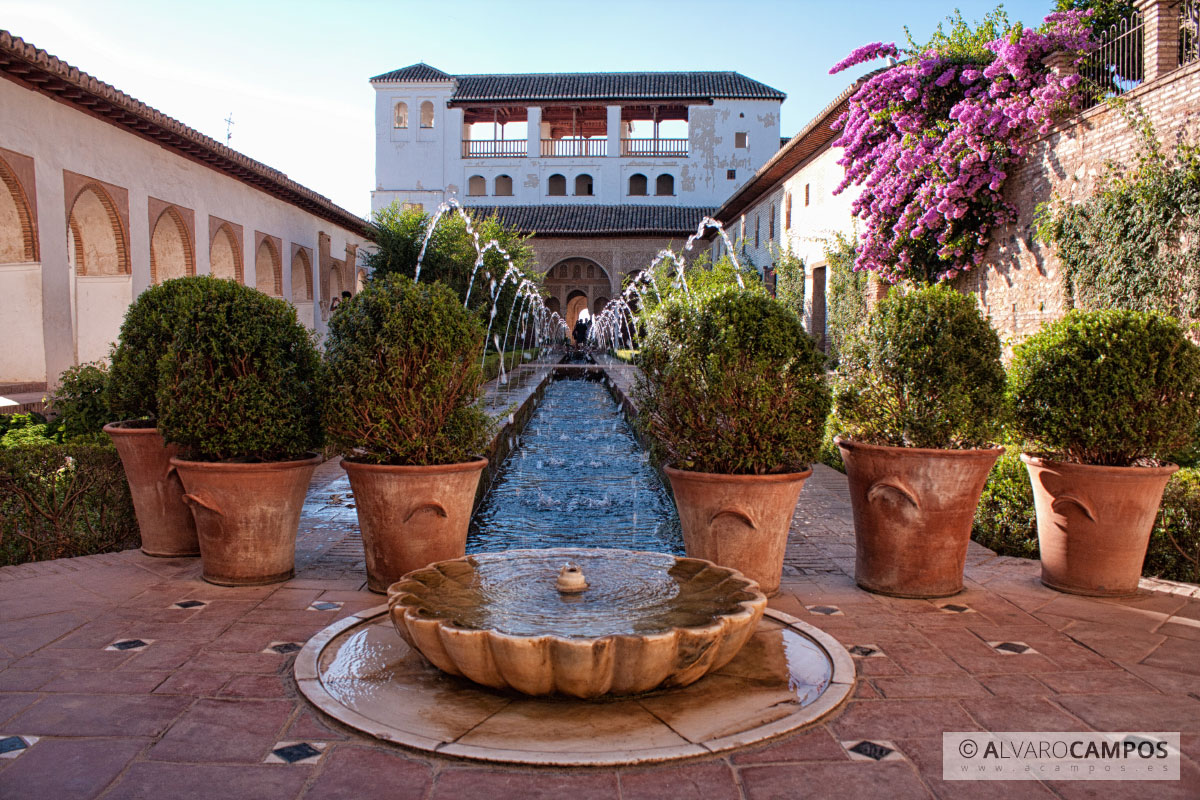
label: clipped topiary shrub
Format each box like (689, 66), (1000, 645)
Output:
(1009, 310), (1200, 466)
(833, 284), (1005, 449)
(156, 279), (322, 462)
(323, 274), (493, 466)
(971, 447), (1039, 559)
(1147, 468), (1200, 584)
(107, 277), (208, 421)
(635, 289), (830, 474)
(50, 361), (112, 441)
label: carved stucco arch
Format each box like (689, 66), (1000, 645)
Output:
(149, 205), (194, 283)
(0, 154), (37, 262)
(67, 182), (129, 276)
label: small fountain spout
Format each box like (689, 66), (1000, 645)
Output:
(556, 564), (588, 594)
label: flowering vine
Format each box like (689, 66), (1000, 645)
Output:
(831, 11), (1096, 283)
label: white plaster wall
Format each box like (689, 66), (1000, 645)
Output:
(371, 80), (781, 212)
(0, 77), (370, 384)
(0, 262), (46, 380)
(74, 275), (131, 364)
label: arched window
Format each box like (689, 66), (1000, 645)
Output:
(628, 173), (647, 196)
(548, 174), (566, 196)
(420, 101), (434, 128)
(655, 174), (675, 196)
(494, 174), (513, 196)
(393, 102), (408, 129)
(574, 174), (593, 196)
(467, 175), (486, 196)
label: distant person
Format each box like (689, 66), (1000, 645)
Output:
(330, 290), (352, 311)
(572, 317), (590, 346)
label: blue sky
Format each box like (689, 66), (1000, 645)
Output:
(2, 0), (1054, 216)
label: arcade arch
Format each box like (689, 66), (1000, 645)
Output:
(150, 206), (193, 283)
(210, 223), (243, 282)
(0, 155), (37, 263)
(543, 256), (613, 335)
(255, 236), (282, 296)
(292, 248), (313, 303)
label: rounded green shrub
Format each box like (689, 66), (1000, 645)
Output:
(50, 361), (112, 440)
(156, 279), (322, 462)
(323, 274), (492, 466)
(634, 289), (830, 474)
(107, 277), (208, 421)
(971, 447), (1039, 559)
(833, 284), (1005, 449)
(1009, 310), (1200, 466)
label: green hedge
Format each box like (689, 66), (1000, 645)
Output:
(971, 452), (1200, 583)
(0, 444), (138, 567)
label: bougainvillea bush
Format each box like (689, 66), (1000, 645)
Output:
(831, 9), (1095, 283)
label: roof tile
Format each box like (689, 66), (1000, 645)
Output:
(466, 204), (715, 236)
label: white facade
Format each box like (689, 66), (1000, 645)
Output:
(371, 73), (782, 213)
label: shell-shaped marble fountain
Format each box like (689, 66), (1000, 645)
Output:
(386, 548), (767, 699)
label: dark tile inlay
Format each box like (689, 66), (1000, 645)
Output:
(267, 642), (302, 655)
(0, 736), (28, 755)
(308, 602), (341, 612)
(108, 639), (148, 651)
(172, 600), (207, 609)
(272, 742), (321, 764)
(940, 604), (970, 613)
(807, 605), (841, 616)
(993, 642), (1030, 654)
(848, 740), (894, 761)
(849, 645), (879, 657)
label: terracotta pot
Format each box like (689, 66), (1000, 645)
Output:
(104, 421), (199, 558)
(342, 457), (488, 593)
(664, 464), (811, 596)
(1022, 455), (1177, 597)
(837, 437), (1002, 599)
(171, 454), (321, 586)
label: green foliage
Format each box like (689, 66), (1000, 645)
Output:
(634, 252), (763, 326)
(1146, 468), (1200, 583)
(834, 284), (1005, 449)
(50, 361), (111, 440)
(362, 203), (543, 347)
(1009, 309), (1200, 466)
(1037, 115), (1200, 323)
(323, 275), (493, 466)
(157, 277), (323, 462)
(0, 443), (138, 567)
(107, 278), (209, 421)
(482, 349), (540, 383)
(0, 413), (59, 448)
(906, 6), (1016, 63)
(635, 289), (830, 474)
(1053, 0), (1136, 37)
(771, 245), (805, 322)
(818, 412), (846, 473)
(824, 232), (870, 366)
(971, 448), (1040, 559)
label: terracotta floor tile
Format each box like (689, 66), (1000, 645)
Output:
(739, 761), (931, 800)
(873, 675), (991, 699)
(975, 674), (1049, 697)
(6, 692), (191, 736)
(39, 669), (170, 694)
(218, 673), (290, 698)
(0, 691), (39, 725)
(0, 667), (55, 691)
(149, 697), (294, 763)
(831, 699), (979, 741)
(153, 669), (230, 696)
(1036, 670), (1158, 695)
(894, 736), (1057, 800)
(620, 761), (740, 800)
(1054, 692), (1200, 733)
(1059, 621), (1167, 662)
(1045, 754), (1200, 800)
(430, 768), (620, 800)
(298, 745), (431, 800)
(1140, 636), (1200, 676)
(103, 762), (310, 800)
(730, 726), (848, 764)
(0, 736), (147, 800)
(960, 696), (1091, 732)
(285, 708), (348, 741)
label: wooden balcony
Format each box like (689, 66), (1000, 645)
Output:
(621, 138), (689, 157)
(540, 138), (607, 157)
(462, 139), (528, 158)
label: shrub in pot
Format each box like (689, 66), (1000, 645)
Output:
(1009, 309), (1200, 596)
(832, 284), (1005, 598)
(104, 278), (209, 557)
(157, 278), (323, 586)
(634, 288), (830, 596)
(323, 275), (493, 593)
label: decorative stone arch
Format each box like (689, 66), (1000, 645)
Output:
(66, 181), (129, 276)
(547, 174), (566, 196)
(655, 174), (675, 196)
(209, 217), (244, 282)
(593, 296), (609, 315)
(254, 232), (283, 296)
(545, 296), (561, 315)
(420, 100), (435, 128)
(291, 245), (314, 302)
(148, 201), (195, 283)
(495, 174), (513, 197)
(565, 290), (590, 338)
(574, 174), (594, 196)
(628, 173), (647, 197)
(467, 175), (486, 196)
(544, 256), (612, 332)
(394, 101), (409, 129)
(0, 150), (38, 263)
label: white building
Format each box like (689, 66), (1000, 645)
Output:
(370, 64), (785, 330)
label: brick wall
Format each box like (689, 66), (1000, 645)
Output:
(961, 58), (1200, 345)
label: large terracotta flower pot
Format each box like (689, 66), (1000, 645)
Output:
(1021, 455), (1178, 597)
(663, 464), (812, 596)
(342, 457), (488, 593)
(103, 421), (199, 558)
(171, 454), (321, 586)
(837, 437), (1002, 599)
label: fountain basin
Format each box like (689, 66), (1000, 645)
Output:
(386, 548), (767, 698)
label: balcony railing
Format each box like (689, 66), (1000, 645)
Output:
(462, 139), (528, 158)
(621, 138), (689, 157)
(541, 138), (607, 157)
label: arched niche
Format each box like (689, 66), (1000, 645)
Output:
(255, 234), (282, 296)
(291, 247), (313, 302)
(67, 184), (129, 276)
(150, 206), (194, 283)
(210, 221), (244, 282)
(0, 154), (37, 263)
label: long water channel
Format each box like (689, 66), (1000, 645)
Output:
(467, 377), (682, 554)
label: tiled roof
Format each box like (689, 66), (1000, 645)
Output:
(0, 31), (372, 238)
(372, 66), (785, 103)
(369, 62), (454, 83)
(468, 204), (715, 237)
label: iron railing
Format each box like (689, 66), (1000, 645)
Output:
(462, 139), (527, 158)
(540, 138), (607, 157)
(1080, 9), (1145, 106)
(620, 138), (688, 157)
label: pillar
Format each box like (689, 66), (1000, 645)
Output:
(527, 107), (542, 158)
(1135, 0), (1181, 83)
(606, 105), (621, 158)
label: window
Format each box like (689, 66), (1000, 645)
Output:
(393, 101), (408, 129)
(548, 174), (566, 196)
(494, 175), (513, 196)
(467, 175), (486, 196)
(574, 174), (593, 196)
(420, 100), (434, 128)
(784, 192), (792, 230)
(628, 173), (648, 196)
(755, 215), (760, 249)
(769, 205), (775, 240)
(735, 132), (748, 149)
(727, 169), (736, 180)
(805, 183), (811, 206)
(655, 174), (675, 196)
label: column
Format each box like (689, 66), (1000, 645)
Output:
(1135, 0), (1181, 83)
(527, 107), (542, 159)
(606, 105), (621, 158)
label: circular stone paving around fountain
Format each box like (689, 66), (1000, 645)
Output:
(294, 606), (855, 766)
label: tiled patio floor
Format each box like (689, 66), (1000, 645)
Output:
(1, 454), (1198, 798)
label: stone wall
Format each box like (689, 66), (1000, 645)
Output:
(962, 58), (1200, 344)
